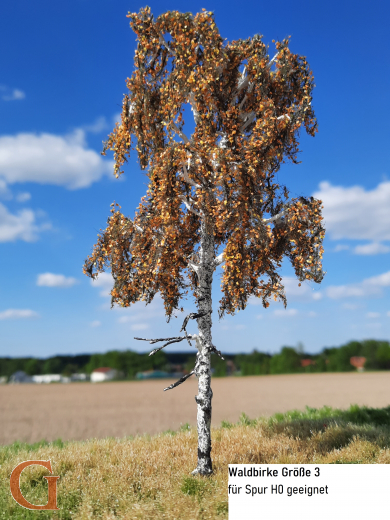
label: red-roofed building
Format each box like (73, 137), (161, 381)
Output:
(300, 359), (316, 368)
(350, 356), (366, 372)
(91, 367), (118, 383)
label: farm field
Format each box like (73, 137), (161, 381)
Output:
(1, 371), (389, 446)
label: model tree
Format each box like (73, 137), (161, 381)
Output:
(83, 7), (326, 476)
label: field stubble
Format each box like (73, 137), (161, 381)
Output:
(1, 371), (390, 446)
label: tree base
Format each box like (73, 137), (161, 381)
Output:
(191, 467), (213, 476)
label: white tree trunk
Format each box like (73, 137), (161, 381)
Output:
(192, 220), (214, 476)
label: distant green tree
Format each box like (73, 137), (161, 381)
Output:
(211, 355), (227, 377)
(61, 363), (79, 377)
(312, 354), (328, 372)
(24, 358), (42, 376)
(85, 350), (168, 378)
(361, 339), (380, 369)
(269, 347), (301, 374)
(85, 354), (104, 374)
(235, 350), (271, 375)
(374, 341), (390, 369)
(326, 341), (362, 372)
(42, 357), (63, 374)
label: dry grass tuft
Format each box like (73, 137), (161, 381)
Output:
(1, 405), (389, 519)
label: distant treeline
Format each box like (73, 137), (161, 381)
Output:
(1, 339), (390, 379)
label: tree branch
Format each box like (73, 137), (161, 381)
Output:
(262, 206), (290, 224)
(180, 311), (211, 333)
(213, 251), (225, 267)
(166, 120), (191, 144)
(267, 51), (279, 68)
(180, 163), (201, 189)
(180, 195), (203, 217)
(163, 370), (195, 391)
(207, 344), (225, 360)
(134, 335), (190, 356)
(233, 52), (279, 107)
(188, 92), (200, 125)
(240, 111), (256, 133)
(158, 33), (176, 57)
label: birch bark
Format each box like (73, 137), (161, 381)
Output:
(191, 217), (215, 476)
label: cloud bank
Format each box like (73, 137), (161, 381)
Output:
(0, 129), (114, 190)
(37, 273), (79, 287)
(313, 180), (390, 242)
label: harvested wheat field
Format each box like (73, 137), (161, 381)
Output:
(1, 372), (389, 446)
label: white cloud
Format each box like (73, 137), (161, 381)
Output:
(37, 273), (79, 287)
(366, 312), (380, 318)
(16, 192), (31, 202)
(343, 303), (361, 310)
(0, 129), (114, 190)
(326, 270), (390, 299)
(90, 271), (114, 297)
(118, 315), (139, 323)
(0, 179), (12, 199)
(235, 324), (246, 330)
(113, 113), (121, 125)
(274, 308), (298, 317)
(82, 117), (108, 134)
(366, 322), (381, 329)
(0, 309), (39, 320)
(334, 244), (350, 252)
(131, 323), (149, 331)
(90, 320), (101, 327)
(91, 274), (167, 325)
(353, 242), (390, 255)
(308, 311), (317, 317)
(0, 202), (51, 242)
(1, 88), (25, 101)
(387, 311), (390, 317)
(313, 180), (390, 241)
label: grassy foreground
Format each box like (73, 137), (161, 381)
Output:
(1, 405), (390, 519)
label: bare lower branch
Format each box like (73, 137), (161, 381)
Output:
(163, 370), (195, 391)
(134, 335), (183, 344)
(180, 310), (211, 333)
(149, 337), (189, 356)
(135, 335), (189, 356)
(207, 344), (225, 360)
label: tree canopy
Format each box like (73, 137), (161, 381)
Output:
(83, 6), (325, 321)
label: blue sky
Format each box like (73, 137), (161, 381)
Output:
(1, 0), (389, 358)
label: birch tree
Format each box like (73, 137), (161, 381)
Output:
(83, 7), (326, 476)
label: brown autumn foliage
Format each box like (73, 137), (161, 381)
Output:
(83, 6), (325, 320)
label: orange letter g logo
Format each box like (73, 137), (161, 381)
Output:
(10, 460), (60, 510)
